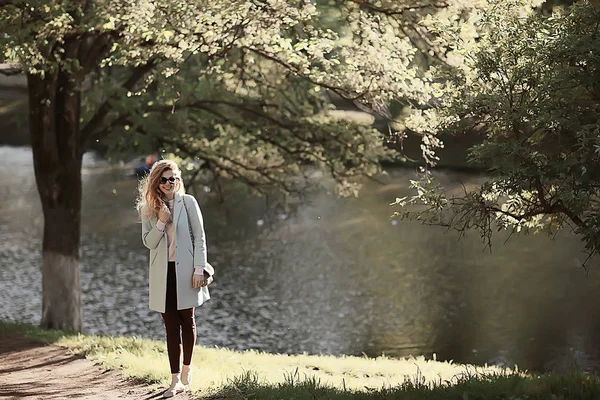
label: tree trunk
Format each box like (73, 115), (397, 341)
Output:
(28, 70), (83, 332)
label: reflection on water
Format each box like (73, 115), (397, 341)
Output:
(1, 146), (600, 372)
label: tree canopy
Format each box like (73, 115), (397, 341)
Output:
(395, 1), (600, 263)
(2, 0), (422, 195)
(1, 0), (548, 194)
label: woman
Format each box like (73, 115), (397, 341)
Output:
(136, 159), (214, 398)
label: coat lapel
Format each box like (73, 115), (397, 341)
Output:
(173, 193), (183, 226)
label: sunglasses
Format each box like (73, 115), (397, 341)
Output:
(159, 176), (180, 185)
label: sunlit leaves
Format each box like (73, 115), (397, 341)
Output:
(397, 1), (600, 261)
(2, 0), (551, 198)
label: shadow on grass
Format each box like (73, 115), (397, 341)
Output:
(0, 320), (78, 344)
(0, 320), (78, 358)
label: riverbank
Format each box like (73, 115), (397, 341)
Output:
(2, 321), (600, 399)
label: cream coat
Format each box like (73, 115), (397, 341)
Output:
(142, 193), (214, 313)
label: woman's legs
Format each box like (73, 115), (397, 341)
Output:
(162, 261), (181, 374)
(179, 308), (196, 386)
(161, 311), (182, 374)
(161, 308), (195, 384)
(178, 308), (197, 366)
(162, 262), (197, 376)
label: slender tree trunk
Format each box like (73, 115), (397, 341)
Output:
(28, 70), (83, 332)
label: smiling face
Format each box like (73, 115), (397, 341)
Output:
(158, 169), (180, 199)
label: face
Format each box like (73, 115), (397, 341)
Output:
(158, 169), (180, 198)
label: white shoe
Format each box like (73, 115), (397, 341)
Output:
(163, 374), (185, 398)
(181, 365), (192, 386)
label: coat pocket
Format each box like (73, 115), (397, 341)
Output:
(150, 251), (158, 266)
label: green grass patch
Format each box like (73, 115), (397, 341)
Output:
(0, 319), (78, 343)
(3, 320), (600, 399)
(209, 371), (600, 399)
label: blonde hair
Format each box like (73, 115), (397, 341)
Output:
(136, 159), (186, 221)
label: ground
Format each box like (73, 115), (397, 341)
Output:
(0, 334), (190, 400)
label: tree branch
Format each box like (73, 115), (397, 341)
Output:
(146, 99), (294, 129)
(79, 30), (121, 74)
(79, 59), (157, 151)
(351, 0), (448, 16)
(244, 47), (369, 101)
(0, 0), (26, 7)
(159, 136), (299, 195)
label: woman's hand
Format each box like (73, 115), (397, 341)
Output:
(158, 203), (171, 224)
(192, 271), (211, 288)
(192, 273), (207, 289)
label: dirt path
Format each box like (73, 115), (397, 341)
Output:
(0, 335), (191, 400)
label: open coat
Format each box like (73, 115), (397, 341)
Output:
(142, 193), (214, 313)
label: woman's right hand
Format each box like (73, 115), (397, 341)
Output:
(158, 203), (171, 224)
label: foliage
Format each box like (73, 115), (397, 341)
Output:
(0, 0), (408, 195)
(0, 0), (549, 195)
(394, 1), (600, 262)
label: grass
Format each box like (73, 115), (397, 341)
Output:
(211, 371), (600, 400)
(2, 320), (600, 399)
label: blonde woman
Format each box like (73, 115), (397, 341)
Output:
(136, 159), (214, 398)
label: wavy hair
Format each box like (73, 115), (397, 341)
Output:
(136, 159), (185, 221)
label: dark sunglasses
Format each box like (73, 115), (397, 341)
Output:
(160, 176), (180, 185)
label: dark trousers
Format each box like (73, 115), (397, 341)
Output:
(161, 261), (197, 374)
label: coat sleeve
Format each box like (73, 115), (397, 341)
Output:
(142, 218), (164, 250)
(185, 194), (209, 271)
